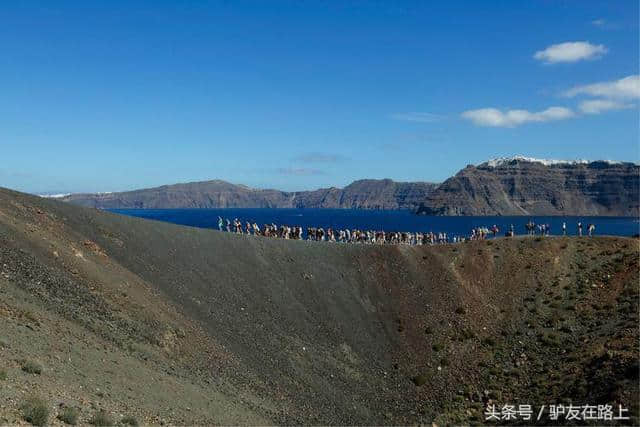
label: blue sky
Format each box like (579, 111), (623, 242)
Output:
(1, 1), (638, 194)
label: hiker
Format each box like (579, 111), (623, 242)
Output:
(225, 219), (231, 232)
(218, 216), (224, 231)
(528, 220), (536, 236)
(562, 222), (566, 236)
(578, 222), (583, 237)
(588, 224), (595, 236)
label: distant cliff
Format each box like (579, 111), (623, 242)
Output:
(60, 179), (438, 210)
(57, 157), (640, 215)
(416, 157), (640, 216)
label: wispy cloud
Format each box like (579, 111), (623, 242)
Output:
(591, 19), (619, 30)
(461, 107), (575, 128)
(534, 41), (607, 63)
(292, 153), (348, 163)
(390, 112), (443, 123)
(275, 167), (326, 176)
(578, 99), (633, 114)
(563, 75), (640, 99)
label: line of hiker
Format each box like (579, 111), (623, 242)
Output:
(216, 217), (597, 244)
(526, 220), (596, 237)
(217, 216), (463, 244)
(305, 229), (456, 245)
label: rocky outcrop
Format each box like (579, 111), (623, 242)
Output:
(60, 179), (438, 210)
(416, 158), (639, 216)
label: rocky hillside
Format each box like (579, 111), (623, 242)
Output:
(416, 158), (639, 216)
(0, 187), (638, 425)
(60, 179), (437, 210)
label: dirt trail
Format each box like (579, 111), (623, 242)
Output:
(0, 187), (637, 425)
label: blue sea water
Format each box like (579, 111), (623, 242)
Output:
(110, 208), (640, 238)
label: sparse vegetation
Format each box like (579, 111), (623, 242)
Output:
(482, 337), (496, 347)
(89, 409), (114, 426)
(21, 359), (42, 375)
(121, 415), (139, 426)
(58, 406), (80, 425)
(0, 368), (6, 380)
(539, 332), (561, 347)
(23, 310), (39, 324)
(459, 329), (475, 340)
(20, 396), (49, 426)
(411, 374), (427, 386)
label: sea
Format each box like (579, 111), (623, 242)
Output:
(109, 208), (640, 238)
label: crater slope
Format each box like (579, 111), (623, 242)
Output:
(0, 187), (637, 425)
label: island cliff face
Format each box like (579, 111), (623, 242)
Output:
(61, 179), (438, 210)
(416, 159), (640, 216)
(58, 158), (640, 215)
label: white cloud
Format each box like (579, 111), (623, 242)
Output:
(591, 19), (605, 27)
(533, 41), (607, 63)
(461, 107), (575, 127)
(564, 75), (640, 99)
(390, 112), (442, 123)
(578, 99), (633, 114)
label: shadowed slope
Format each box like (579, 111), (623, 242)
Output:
(0, 187), (637, 425)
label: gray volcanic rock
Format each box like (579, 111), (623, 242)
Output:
(60, 179), (438, 210)
(416, 157), (640, 216)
